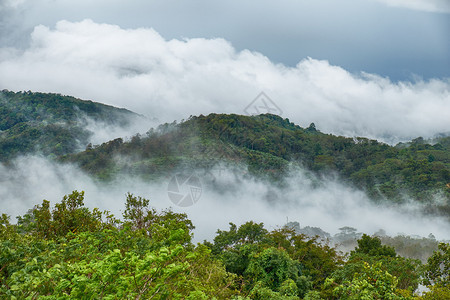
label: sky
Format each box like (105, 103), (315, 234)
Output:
(0, 0), (449, 142)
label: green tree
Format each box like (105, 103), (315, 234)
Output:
(423, 242), (450, 288)
(328, 262), (407, 299)
(245, 247), (311, 297)
(331, 235), (421, 294)
(0, 192), (236, 299)
(351, 234), (396, 258)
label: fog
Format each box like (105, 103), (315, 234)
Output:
(77, 113), (158, 147)
(2, 155), (449, 243)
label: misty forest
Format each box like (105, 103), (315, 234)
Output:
(0, 90), (449, 299)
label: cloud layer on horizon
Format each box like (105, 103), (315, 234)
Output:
(0, 20), (449, 143)
(376, 0), (450, 13)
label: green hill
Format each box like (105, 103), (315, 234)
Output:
(61, 113), (450, 211)
(1, 91), (448, 214)
(0, 90), (140, 161)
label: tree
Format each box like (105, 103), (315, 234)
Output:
(245, 247), (311, 297)
(351, 234), (396, 258)
(0, 192), (235, 299)
(52, 190), (103, 236)
(328, 262), (407, 299)
(211, 221), (268, 255)
(123, 192), (149, 230)
(123, 193), (194, 245)
(423, 242), (450, 288)
(330, 235), (421, 295)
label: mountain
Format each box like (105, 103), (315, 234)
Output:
(1, 91), (448, 215)
(61, 113), (450, 212)
(0, 90), (141, 161)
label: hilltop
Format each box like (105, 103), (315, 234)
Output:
(0, 90), (140, 161)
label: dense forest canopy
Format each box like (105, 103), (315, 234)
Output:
(0, 191), (449, 299)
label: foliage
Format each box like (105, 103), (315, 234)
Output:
(205, 222), (343, 298)
(420, 284), (450, 299)
(267, 227), (342, 288)
(60, 113), (450, 213)
(328, 262), (407, 299)
(0, 90), (138, 161)
(423, 242), (450, 287)
(244, 247), (311, 297)
(1, 91), (448, 212)
(1, 192), (449, 298)
(351, 234), (397, 257)
(1, 90), (449, 212)
(0, 192), (235, 299)
(330, 235), (421, 296)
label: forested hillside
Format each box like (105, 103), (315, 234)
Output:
(0, 191), (448, 298)
(0, 90), (140, 161)
(62, 113), (450, 212)
(2, 91), (447, 210)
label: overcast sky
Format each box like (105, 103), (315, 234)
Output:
(1, 0), (449, 80)
(0, 0), (449, 142)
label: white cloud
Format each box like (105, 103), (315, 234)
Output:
(375, 0), (450, 13)
(0, 20), (449, 143)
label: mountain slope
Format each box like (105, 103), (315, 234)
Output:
(0, 90), (141, 161)
(61, 113), (450, 210)
(1, 90), (447, 214)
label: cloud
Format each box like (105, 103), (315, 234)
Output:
(375, 0), (450, 13)
(0, 20), (449, 144)
(76, 113), (157, 147)
(1, 156), (450, 242)
(1, 1), (449, 80)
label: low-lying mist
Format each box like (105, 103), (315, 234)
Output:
(1, 155), (449, 246)
(79, 113), (158, 147)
